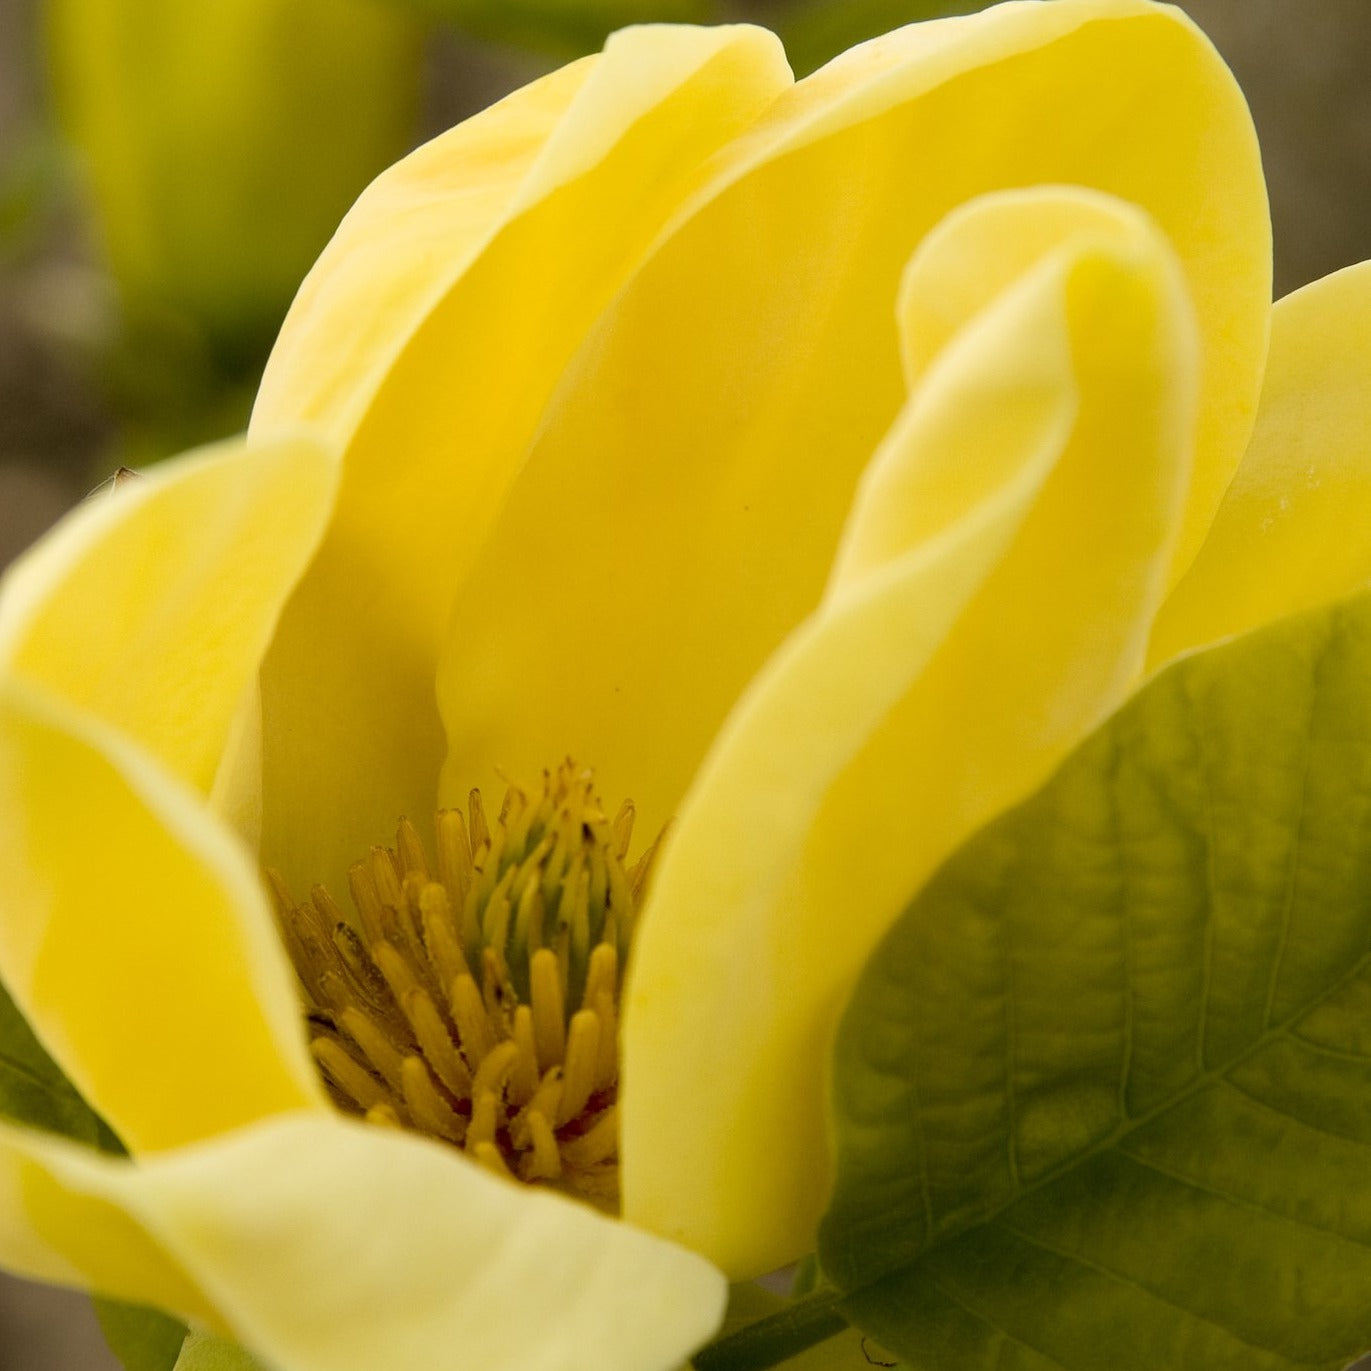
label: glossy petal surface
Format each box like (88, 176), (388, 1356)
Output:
(436, 0), (1267, 849)
(1151, 259), (1371, 665)
(0, 1115), (725, 1371)
(252, 24), (792, 887)
(0, 681), (323, 1152)
(624, 191), (1199, 1276)
(0, 438), (335, 799)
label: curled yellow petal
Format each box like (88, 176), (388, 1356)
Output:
(250, 24), (793, 888)
(624, 191), (1199, 1277)
(1150, 259), (1371, 665)
(0, 436), (336, 800)
(436, 0), (1267, 844)
(0, 1115), (726, 1371)
(0, 680), (324, 1152)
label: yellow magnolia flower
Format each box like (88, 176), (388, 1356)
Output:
(7, 1), (1369, 1367)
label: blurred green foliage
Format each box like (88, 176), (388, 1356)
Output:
(47, 0), (425, 350)
(43, 0), (427, 459)
(769, 0), (989, 75)
(393, 0), (711, 54)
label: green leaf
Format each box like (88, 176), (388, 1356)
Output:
(47, 0), (425, 352)
(0, 975), (109, 1148)
(172, 1331), (271, 1371)
(821, 590), (1371, 1370)
(0, 974), (189, 1368)
(93, 1298), (189, 1371)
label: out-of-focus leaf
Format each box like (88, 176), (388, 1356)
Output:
(94, 1298), (189, 1371)
(0, 973), (107, 1147)
(821, 589), (1371, 1369)
(394, 0), (710, 54)
(172, 1331), (271, 1371)
(46, 0), (426, 353)
(772, 0), (994, 76)
(0, 973), (190, 1367)
(0, 130), (71, 262)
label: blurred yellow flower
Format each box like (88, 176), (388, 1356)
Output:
(6, 1), (1366, 1367)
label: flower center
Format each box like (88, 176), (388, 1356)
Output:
(268, 762), (659, 1206)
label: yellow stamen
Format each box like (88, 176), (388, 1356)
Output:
(418, 883), (469, 985)
(401, 1057), (466, 1145)
(468, 1089), (499, 1151)
(472, 1040), (518, 1100)
(311, 1037), (388, 1112)
(449, 972), (494, 1063)
(592, 991), (618, 1092)
(402, 988), (471, 1097)
(561, 1107), (618, 1169)
(530, 948), (566, 1069)
(558, 1010), (600, 1126)
(365, 1104), (403, 1129)
(509, 1005), (539, 1106)
(472, 1141), (514, 1181)
(395, 817), (429, 879)
(270, 762), (657, 1208)
(522, 1110), (562, 1181)
(583, 942), (617, 1013)
(339, 1008), (406, 1093)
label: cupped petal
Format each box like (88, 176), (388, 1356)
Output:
(622, 192), (1199, 1277)
(0, 1114), (726, 1371)
(1149, 259), (1371, 665)
(436, 0), (1267, 844)
(0, 436), (336, 801)
(249, 23), (793, 888)
(0, 679), (324, 1153)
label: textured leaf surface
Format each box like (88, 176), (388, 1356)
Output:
(821, 589), (1371, 1370)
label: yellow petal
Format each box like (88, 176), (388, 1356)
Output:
(1149, 259), (1371, 664)
(0, 436), (336, 800)
(249, 24), (793, 888)
(0, 679), (324, 1152)
(0, 1115), (726, 1371)
(435, 0), (1267, 843)
(0, 1123), (217, 1326)
(623, 192), (1199, 1277)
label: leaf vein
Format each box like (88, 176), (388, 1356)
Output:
(1263, 643), (1321, 1030)
(1218, 1076), (1371, 1148)
(926, 1274), (1071, 1371)
(1183, 674), (1222, 1075)
(997, 1222), (1325, 1367)
(1117, 1145), (1371, 1252)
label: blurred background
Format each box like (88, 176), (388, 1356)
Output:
(0, 0), (1369, 1367)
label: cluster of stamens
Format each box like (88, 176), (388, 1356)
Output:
(268, 762), (657, 1205)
